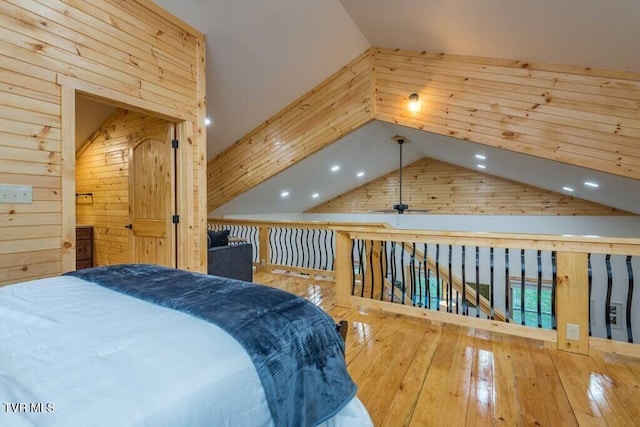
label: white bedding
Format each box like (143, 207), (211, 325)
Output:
(0, 276), (372, 427)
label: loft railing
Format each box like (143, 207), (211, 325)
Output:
(208, 218), (640, 357)
(208, 218), (385, 279)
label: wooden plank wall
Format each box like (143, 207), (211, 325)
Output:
(307, 157), (630, 215)
(76, 108), (170, 266)
(374, 48), (640, 181)
(207, 49), (375, 211)
(0, 0), (206, 285)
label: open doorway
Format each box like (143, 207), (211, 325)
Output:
(74, 94), (178, 269)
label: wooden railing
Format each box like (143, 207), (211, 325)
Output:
(208, 218), (640, 358)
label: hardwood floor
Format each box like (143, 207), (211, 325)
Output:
(254, 271), (640, 427)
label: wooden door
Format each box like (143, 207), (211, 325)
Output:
(129, 124), (176, 267)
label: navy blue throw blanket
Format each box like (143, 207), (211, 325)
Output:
(65, 264), (356, 427)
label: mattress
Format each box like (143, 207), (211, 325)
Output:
(0, 276), (372, 427)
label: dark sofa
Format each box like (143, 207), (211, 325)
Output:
(206, 229), (253, 282)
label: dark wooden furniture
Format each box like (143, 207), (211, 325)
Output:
(76, 225), (94, 270)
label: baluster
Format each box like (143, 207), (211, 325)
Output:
(410, 243), (416, 306)
(505, 248), (510, 323)
(318, 229), (325, 270)
(328, 231), (335, 271)
(350, 239), (356, 296)
(274, 228), (281, 265)
(626, 256), (634, 343)
(400, 244), (406, 304)
(312, 229), (319, 270)
(380, 241), (387, 301)
(537, 250), (543, 329)
(417, 261), (423, 307)
(605, 254), (613, 340)
(358, 240), (366, 297)
(252, 227), (258, 263)
(447, 244), (452, 313)
(295, 229), (302, 267)
(588, 253), (593, 336)
(475, 246), (480, 318)
(369, 241), (376, 299)
(462, 245), (467, 316)
(552, 251), (557, 330)
(520, 249), (526, 326)
(390, 242), (397, 303)
(423, 243), (428, 309)
(490, 247), (495, 320)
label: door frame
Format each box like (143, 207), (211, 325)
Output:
(59, 74), (203, 272)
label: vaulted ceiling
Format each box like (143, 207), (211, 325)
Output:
(150, 0), (640, 214)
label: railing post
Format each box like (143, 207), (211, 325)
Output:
(257, 226), (270, 272)
(335, 231), (353, 308)
(556, 252), (590, 355)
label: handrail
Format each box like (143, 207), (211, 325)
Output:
(342, 228), (640, 256)
(209, 217), (640, 255)
(208, 217), (392, 230)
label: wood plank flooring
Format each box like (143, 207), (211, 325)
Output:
(254, 271), (640, 427)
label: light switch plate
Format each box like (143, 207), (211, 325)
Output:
(0, 184), (32, 204)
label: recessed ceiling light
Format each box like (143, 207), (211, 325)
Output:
(357, 171), (365, 177)
(205, 117), (211, 126)
(475, 154), (486, 160)
(584, 181), (599, 188)
(280, 191), (289, 198)
(331, 165), (340, 172)
(312, 193), (319, 199)
(562, 186), (574, 192)
(477, 164), (486, 169)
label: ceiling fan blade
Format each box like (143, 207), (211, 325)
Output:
(403, 209), (431, 214)
(368, 209), (399, 214)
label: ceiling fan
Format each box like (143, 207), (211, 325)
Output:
(370, 136), (430, 214)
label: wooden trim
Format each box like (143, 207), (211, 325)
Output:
(56, 75), (194, 122)
(590, 337), (640, 358)
(269, 264), (335, 279)
(368, 48), (377, 119)
(257, 226), (270, 271)
(196, 38), (208, 272)
(351, 296), (557, 343)
(335, 231), (353, 307)
(176, 120), (195, 270)
(556, 252), (590, 355)
(60, 85), (75, 273)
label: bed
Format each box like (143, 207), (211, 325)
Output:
(0, 264), (372, 427)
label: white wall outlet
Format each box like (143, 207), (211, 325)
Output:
(566, 323), (580, 341)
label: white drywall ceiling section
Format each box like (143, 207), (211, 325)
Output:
(152, 0), (369, 157)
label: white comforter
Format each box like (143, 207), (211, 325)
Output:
(0, 276), (371, 427)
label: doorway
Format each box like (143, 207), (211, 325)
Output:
(74, 94), (178, 268)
